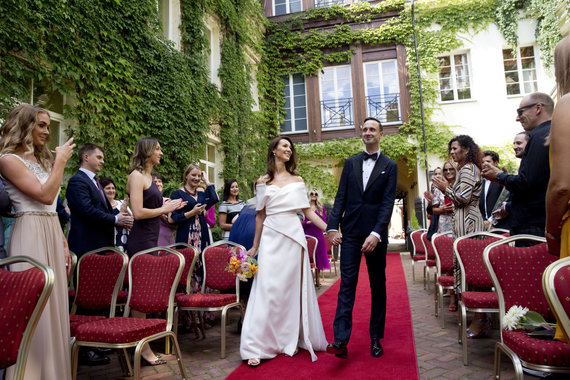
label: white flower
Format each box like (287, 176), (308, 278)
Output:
(502, 305), (529, 330)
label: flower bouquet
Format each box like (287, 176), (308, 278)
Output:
(503, 305), (556, 333)
(226, 247), (258, 282)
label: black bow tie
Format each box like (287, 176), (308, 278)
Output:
(363, 152), (378, 161)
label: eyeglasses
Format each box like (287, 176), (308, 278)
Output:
(443, 168), (455, 172)
(516, 103), (542, 117)
(309, 192), (318, 196)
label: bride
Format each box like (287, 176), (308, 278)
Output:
(240, 136), (328, 366)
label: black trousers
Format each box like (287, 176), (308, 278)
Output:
(333, 234), (387, 343)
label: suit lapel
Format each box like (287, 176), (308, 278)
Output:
(79, 170), (111, 211)
(352, 154), (364, 194)
(365, 154), (390, 192)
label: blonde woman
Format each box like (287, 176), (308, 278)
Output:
(0, 104), (75, 380)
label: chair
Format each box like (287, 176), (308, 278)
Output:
(454, 232), (505, 365)
(432, 232), (454, 327)
(0, 256), (54, 380)
(483, 235), (570, 380)
(323, 234), (336, 277)
(543, 256), (570, 347)
(421, 232), (437, 289)
(488, 228), (510, 236)
(71, 247), (188, 379)
(175, 240), (245, 358)
(69, 247), (128, 337)
(306, 235), (318, 283)
(410, 228), (427, 282)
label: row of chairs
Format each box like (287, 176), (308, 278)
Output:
(409, 229), (570, 379)
(1, 240), (245, 380)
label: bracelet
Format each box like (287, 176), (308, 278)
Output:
(545, 230), (561, 239)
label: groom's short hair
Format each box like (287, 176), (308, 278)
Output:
(361, 117), (383, 132)
(78, 143), (104, 164)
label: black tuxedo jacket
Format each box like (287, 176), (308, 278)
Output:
(479, 179), (502, 220)
(327, 152), (398, 240)
(66, 170), (115, 255)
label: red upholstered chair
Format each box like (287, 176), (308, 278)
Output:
(306, 235), (318, 282)
(175, 241), (245, 358)
(454, 232), (505, 365)
(71, 247), (187, 380)
(483, 235), (570, 379)
(0, 256), (54, 380)
(421, 232), (437, 290)
(410, 229), (426, 282)
(543, 256), (570, 349)
(432, 232), (454, 327)
(69, 247), (128, 337)
(489, 228), (510, 236)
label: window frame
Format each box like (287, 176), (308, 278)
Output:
(437, 52), (472, 103)
(502, 45), (538, 96)
(319, 64), (354, 131)
(273, 0), (303, 16)
(280, 73), (308, 135)
(363, 59), (402, 125)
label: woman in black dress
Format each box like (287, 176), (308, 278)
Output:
(125, 137), (186, 365)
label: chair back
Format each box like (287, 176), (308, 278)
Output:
(72, 247), (127, 316)
(125, 247), (184, 328)
(421, 232), (436, 260)
(432, 233), (454, 276)
(488, 228), (510, 237)
(484, 235), (558, 339)
(305, 235), (318, 265)
(454, 232), (504, 292)
(202, 240), (246, 292)
(543, 256), (570, 341)
(410, 229), (426, 256)
(0, 256), (54, 375)
(166, 243), (199, 293)
(324, 234), (333, 255)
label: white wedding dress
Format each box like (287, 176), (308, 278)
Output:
(240, 182), (328, 362)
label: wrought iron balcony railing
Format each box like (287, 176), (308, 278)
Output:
(366, 93), (401, 124)
(315, 0), (345, 7)
(321, 97), (353, 129)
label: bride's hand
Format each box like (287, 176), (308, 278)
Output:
(247, 247), (258, 257)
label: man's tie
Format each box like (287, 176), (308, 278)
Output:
(363, 152), (378, 161)
(94, 176), (106, 201)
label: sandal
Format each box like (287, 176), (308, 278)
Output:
(448, 304), (457, 312)
(143, 357), (167, 366)
(247, 358), (261, 367)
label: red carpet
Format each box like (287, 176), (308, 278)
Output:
(227, 252), (419, 379)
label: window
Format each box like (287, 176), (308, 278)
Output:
(503, 46), (537, 95)
(438, 53), (471, 101)
(274, 0), (302, 16)
(199, 143), (217, 184)
(280, 74), (307, 133)
(320, 65), (353, 129)
(315, 0), (345, 7)
(30, 79), (65, 150)
(364, 60), (401, 124)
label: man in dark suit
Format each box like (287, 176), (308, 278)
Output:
(67, 143), (132, 257)
(66, 143), (133, 366)
(479, 151), (510, 230)
(326, 117), (397, 359)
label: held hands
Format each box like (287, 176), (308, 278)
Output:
(361, 234), (379, 253)
(55, 138), (76, 164)
(328, 230), (342, 247)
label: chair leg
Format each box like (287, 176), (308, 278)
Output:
(460, 302), (468, 365)
(196, 311), (206, 339)
(434, 284), (439, 317)
(412, 261), (415, 282)
(168, 332), (189, 379)
(495, 342), (524, 380)
(439, 286), (445, 329)
(117, 348), (133, 378)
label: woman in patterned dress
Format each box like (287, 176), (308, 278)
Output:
(433, 135), (485, 335)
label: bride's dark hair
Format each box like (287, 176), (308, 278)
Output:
(265, 136), (298, 183)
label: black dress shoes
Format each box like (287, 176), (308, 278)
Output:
(326, 342), (348, 359)
(79, 349), (111, 366)
(371, 339), (384, 358)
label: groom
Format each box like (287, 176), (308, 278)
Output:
(326, 117), (397, 358)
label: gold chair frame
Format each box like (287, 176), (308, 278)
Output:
(432, 232), (454, 327)
(409, 228), (427, 282)
(543, 256), (570, 348)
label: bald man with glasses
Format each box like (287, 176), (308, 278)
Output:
(482, 92), (553, 246)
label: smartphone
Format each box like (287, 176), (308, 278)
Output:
(67, 128), (74, 140)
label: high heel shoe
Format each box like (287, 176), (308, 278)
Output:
(467, 319), (491, 339)
(247, 358), (260, 367)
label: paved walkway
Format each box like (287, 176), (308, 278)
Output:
(78, 245), (548, 379)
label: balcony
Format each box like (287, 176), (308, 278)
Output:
(366, 93), (401, 124)
(321, 97), (354, 129)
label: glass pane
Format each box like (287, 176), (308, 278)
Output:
(503, 61), (518, 72)
(457, 88), (471, 100)
(208, 168), (214, 183)
(295, 118), (307, 131)
(290, 0), (302, 13)
(440, 89), (454, 101)
(199, 162), (206, 171)
(47, 119), (60, 152)
(453, 54), (466, 66)
(506, 83), (520, 95)
(275, 3), (286, 15)
(294, 107), (306, 119)
(523, 80), (537, 94)
(439, 56), (451, 67)
(522, 69), (536, 83)
(502, 49), (515, 60)
(521, 57), (535, 69)
(197, 146), (206, 160)
(207, 145), (215, 162)
(33, 80), (64, 114)
(281, 119), (291, 133)
(292, 73), (304, 85)
(520, 46), (534, 58)
(504, 71), (519, 84)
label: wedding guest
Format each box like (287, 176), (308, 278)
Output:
(219, 179), (246, 240)
(100, 177), (131, 252)
(302, 189), (330, 287)
(0, 104), (75, 380)
(152, 172), (177, 246)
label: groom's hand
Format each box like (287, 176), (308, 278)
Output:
(361, 234), (379, 253)
(328, 230), (342, 247)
